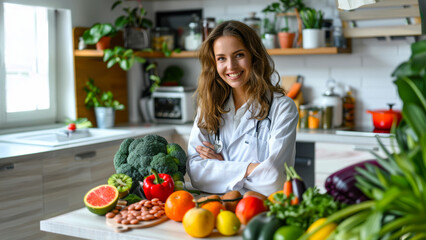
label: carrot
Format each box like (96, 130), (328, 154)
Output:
(291, 196), (299, 205)
(286, 82), (302, 99)
(284, 163), (293, 197)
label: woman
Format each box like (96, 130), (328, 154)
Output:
(186, 20), (298, 196)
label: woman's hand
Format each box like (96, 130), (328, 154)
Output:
(245, 163), (260, 178)
(196, 141), (224, 160)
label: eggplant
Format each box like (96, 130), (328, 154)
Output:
(325, 160), (381, 204)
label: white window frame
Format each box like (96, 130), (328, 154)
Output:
(0, 3), (57, 128)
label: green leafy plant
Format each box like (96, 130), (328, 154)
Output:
(111, 0), (153, 30)
(84, 78), (124, 110)
(103, 46), (147, 71)
(300, 8), (324, 29)
(82, 23), (117, 45)
(262, 0), (306, 33)
(300, 40), (426, 240)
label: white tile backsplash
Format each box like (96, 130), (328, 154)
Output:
(149, 0), (411, 128)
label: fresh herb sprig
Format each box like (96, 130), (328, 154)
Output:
(266, 187), (345, 230)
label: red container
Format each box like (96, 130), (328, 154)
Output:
(366, 104), (402, 130)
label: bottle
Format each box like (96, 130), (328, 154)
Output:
(342, 85), (355, 128)
(184, 15), (202, 51)
(78, 37), (86, 50)
(202, 18), (216, 41)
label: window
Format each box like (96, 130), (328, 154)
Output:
(0, 3), (56, 128)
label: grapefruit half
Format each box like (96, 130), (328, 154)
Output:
(84, 184), (119, 215)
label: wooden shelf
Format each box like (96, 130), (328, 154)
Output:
(74, 46), (351, 59)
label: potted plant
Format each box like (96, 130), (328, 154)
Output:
(84, 78), (125, 128)
(111, 0), (153, 50)
(82, 23), (117, 50)
(300, 8), (324, 49)
(262, 0), (306, 49)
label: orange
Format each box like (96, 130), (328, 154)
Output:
(182, 207), (215, 238)
(201, 201), (226, 221)
(165, 190), (195, 222)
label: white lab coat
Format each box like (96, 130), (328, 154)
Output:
(186, 93), (299, 196)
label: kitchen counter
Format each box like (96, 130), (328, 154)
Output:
(40, 208), (243, 240)
(0, 123), (393, 160)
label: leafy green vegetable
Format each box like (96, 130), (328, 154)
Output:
(266, 187), (345, 230)
(124, 194), (142, 205)
(299, 39), (426, 240)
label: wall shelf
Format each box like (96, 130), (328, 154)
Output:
(74, 44), (352, 59)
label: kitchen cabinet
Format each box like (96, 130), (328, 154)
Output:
(42, 142), (119, 220)
(0, 156), (44, 240)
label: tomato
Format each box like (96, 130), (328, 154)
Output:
(273, 225), (304, 240)
(216, 210), (241, 236)
(306, 218), (337, 240)
(67, 123), (76, 131)
(182, 207), (214, 238)
(235, 196), (267, 225)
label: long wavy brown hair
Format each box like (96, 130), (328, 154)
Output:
(196, 20), (285, 134)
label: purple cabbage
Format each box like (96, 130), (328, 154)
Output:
(325, 160), (381, 204)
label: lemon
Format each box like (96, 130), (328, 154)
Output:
(216, 210), (241, 236)
(307, 218), (337, 240)
(182, 208), (214, 238)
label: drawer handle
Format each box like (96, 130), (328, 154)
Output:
(353, 146), (379, 152)
(75, 151), (96, 161)
(0, 163), (15, 171)
(295, 157), (312, 167)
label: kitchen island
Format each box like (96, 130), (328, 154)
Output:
(40, 207), (243, 240)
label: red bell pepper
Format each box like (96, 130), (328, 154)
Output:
(142, 168), (174, 202)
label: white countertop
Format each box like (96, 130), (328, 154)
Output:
(40, 207), (243, 240)
(0, 123), (392, 160)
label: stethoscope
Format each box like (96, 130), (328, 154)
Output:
(213, 97), (273, 154)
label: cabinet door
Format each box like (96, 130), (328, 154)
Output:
(0, 157), (44, 240)
(43, 142), (121, 219)
(43, 149), (92, 219)
(315, 142), (385, 193)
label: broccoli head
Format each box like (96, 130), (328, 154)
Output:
(167, 143), (187, 167)
(143, 134), (168, 146)
(135, 155), (153, 177)
(113, 152), (128, 170)
(128, 138), (144, 153)
(136, 140), (167, 157)
(116, 163), (143, 182)
(150, 152), (178, 175)
(172, 171), (184, 182)
(119, 138), (135, 155)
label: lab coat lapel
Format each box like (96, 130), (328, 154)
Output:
(228, 104), (257, 146)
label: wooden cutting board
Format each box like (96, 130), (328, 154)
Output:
(106, 215), (169, 232)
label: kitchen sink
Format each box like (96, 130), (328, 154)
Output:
(0, 128), (131, 147)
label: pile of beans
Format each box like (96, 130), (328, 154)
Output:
(105, 198), (165, 225)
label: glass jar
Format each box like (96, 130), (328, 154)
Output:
(308, 107), (322, 129)
(244, 12), (261, 36)
(202, 18), (216, 41)
(333, 26), (346, 48)
(151, 27), (174, 51)
(299, 105), (309, 129)
(184, 15), (202, 51)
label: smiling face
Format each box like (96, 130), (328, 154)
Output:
(213, 35), (252, 93)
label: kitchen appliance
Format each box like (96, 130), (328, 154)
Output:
(366, 103), (402, 130)
(149, 86), (196, 124)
